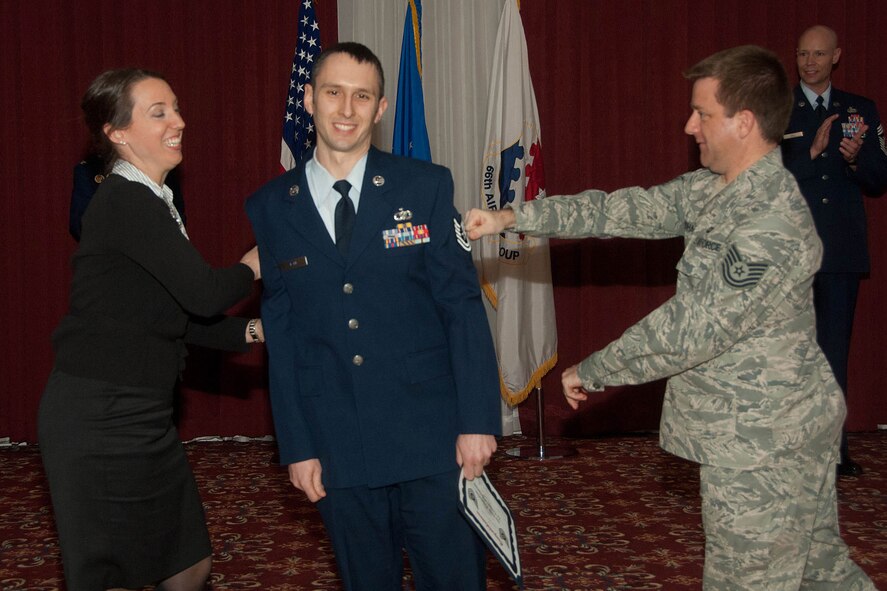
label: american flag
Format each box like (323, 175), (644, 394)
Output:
(280, 0), (322, 172)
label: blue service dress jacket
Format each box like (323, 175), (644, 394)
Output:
(781, 85), (887, 273)
(245, 147), (502, 489)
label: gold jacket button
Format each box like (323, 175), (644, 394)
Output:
(352, 355), (364, 366)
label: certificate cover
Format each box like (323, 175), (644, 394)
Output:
(458, 471), (523, 588)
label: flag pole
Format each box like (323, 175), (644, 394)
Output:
(506, 386), (576, 460)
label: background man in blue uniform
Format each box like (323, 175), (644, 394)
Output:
(781, 25), (887, 476)
(245, 42), (501, 590)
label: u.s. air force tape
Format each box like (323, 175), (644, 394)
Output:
(721, 245), (768, 289)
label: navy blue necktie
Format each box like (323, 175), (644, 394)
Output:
(815, 95), (826, 122)
(333, 180), (354, 256)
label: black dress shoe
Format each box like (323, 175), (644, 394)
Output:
(837, 458), (863, 477)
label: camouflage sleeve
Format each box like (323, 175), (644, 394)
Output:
(511, 175), (689, 239)
(576, 208), (815, 390)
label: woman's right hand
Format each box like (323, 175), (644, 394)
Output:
(241, 246), (261, 280)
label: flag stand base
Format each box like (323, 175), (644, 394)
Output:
(506, 386), (576, 461)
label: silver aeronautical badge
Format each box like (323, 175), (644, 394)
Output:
(289, 185), (299, 197)
(372, 175), (385, 187)
(394, 208), (413, 222)
(847, 106), (858, 114)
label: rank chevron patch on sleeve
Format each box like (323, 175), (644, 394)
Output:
(454, 218), (471, 252)
(721, 244), (769, 288)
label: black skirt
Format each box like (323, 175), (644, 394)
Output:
(38, 369), (211, 590)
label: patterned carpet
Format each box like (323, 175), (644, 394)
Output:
(1, 433), (885, 590)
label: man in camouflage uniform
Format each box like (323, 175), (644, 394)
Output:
(465, 45), (875, 590)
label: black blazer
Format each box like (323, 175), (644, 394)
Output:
(54, 175), (251, 389)
(69, 155), (186, 241)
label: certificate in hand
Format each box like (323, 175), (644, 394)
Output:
(458, 471), (523, 588)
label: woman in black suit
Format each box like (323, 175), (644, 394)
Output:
(38, 69), (263, 591)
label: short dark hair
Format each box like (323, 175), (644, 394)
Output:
(310, 42), (385, 97)
(684, 45), (792, 144)
(81, 68), (166, 172)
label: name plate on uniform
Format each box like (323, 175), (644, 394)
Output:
(278, 256), (308, 271)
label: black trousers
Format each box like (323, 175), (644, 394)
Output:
(812, 272), (861, 462)
(316, 468), (487, 591)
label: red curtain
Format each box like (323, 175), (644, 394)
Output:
(1, 1), (884, 443)
(0, 0), (338, 442)
(520, 0), (887, 436)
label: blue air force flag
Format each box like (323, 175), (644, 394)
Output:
(392, 0), (431, 161)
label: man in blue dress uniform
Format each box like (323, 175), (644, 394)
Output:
(245, 42), (501, 590)
(781, 25), (887, 476)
